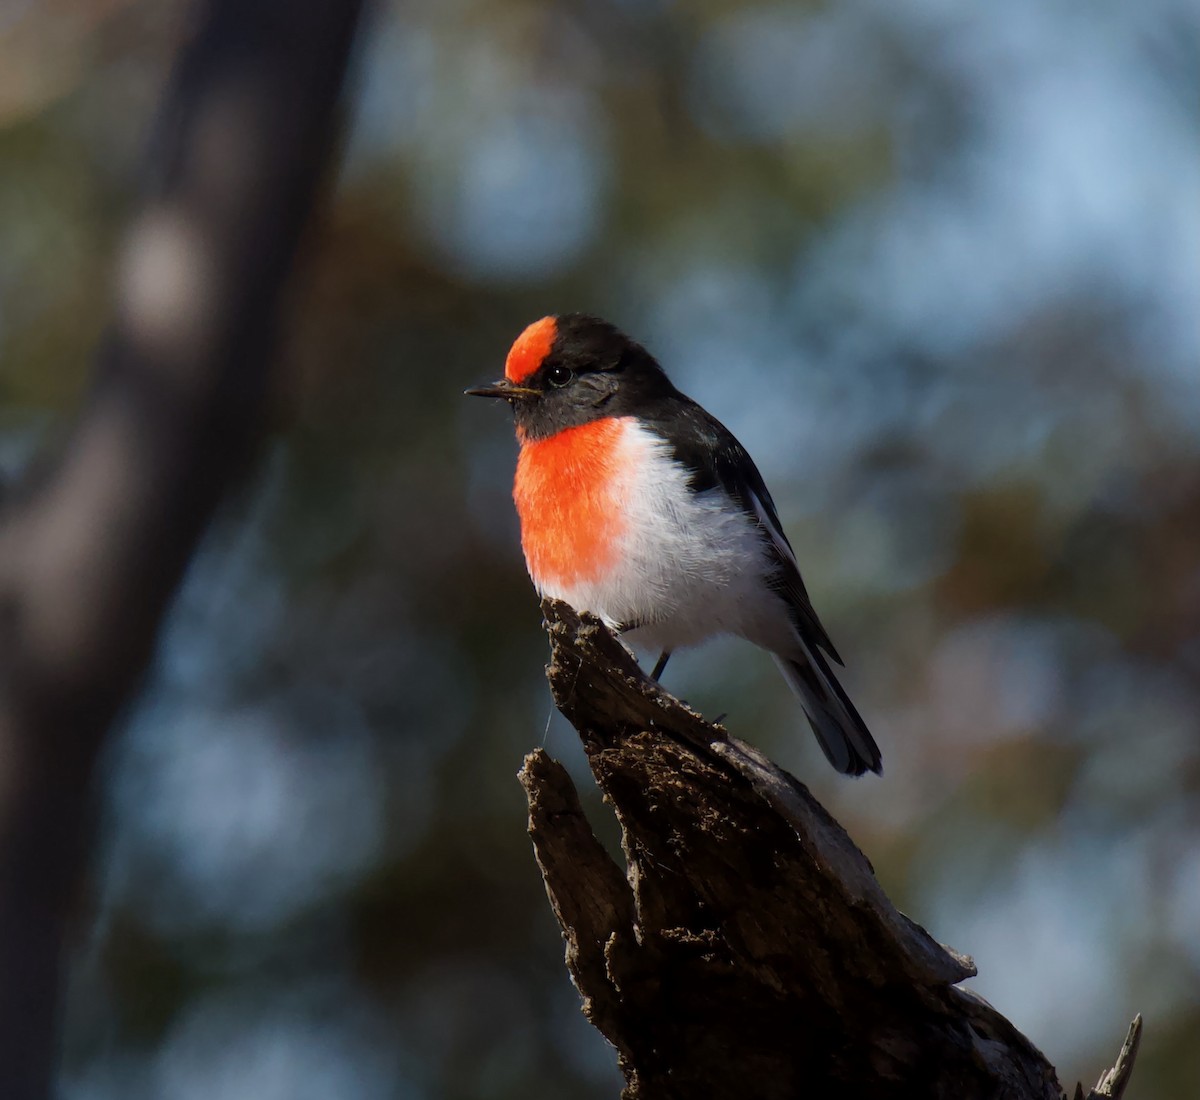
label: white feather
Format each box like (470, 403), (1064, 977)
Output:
(746, 484), (799, 571)
(534, 420), (797, 656)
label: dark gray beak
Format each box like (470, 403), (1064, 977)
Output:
(464, 379), (539, 401)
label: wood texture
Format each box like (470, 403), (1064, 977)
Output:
(521, 599), (1141, 1100)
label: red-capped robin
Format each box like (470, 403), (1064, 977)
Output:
(467, 313), (881, 776)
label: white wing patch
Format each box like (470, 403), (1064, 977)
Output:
(746, 484), (799, 572)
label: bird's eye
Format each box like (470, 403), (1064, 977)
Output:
(547, 365), (574, 388)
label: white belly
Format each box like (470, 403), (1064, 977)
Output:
(536, 420), (797, 656)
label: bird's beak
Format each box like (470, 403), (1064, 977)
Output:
(464, 379), (539, 402)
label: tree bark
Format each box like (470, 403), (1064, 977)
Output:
(0, 2), (365, 1095)
(520, 599), (1141, 1100)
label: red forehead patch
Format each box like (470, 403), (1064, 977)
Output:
(505, 316), (558, 383)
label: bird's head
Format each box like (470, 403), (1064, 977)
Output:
(466, 314), (676, 441)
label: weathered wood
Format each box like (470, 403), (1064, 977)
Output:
(520, 599), (1141, 1100)
(1075, 1016), (1142, 1100)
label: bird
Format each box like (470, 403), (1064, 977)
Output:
(466, 313), (881, 776)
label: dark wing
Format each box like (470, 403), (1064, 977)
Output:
(642, 399), (844, 665)
(641, 396), (881, 775)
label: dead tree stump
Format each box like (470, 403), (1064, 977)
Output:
(519, 599), (1141, 1100)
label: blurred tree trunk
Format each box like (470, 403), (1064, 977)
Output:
(0, 1), (365, 1095)
(521, 599), (1142, 1100)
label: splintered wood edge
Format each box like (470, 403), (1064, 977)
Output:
(1084, 1015), (1142, 1100)
(518, 749), (634, 951)
(518, 748), (637, 1054)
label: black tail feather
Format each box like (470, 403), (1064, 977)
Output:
(773, 646), (882, 777)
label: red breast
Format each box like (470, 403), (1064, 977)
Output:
(514, 416), (632, 591)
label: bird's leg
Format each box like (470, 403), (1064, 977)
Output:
(650, 650), (671, 681)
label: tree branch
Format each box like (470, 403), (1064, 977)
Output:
(520, 599), (1141, 1100)
(0, 3), (365, 1095)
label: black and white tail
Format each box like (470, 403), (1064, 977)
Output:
(773, 641), (882, 777)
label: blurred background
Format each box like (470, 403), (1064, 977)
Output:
(1, 0), (1198, 1096)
